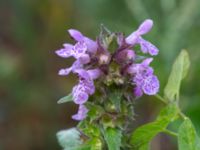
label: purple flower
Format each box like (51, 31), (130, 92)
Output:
(72, 84), (89, 104)
(142, 75), (159, 95)
(133, 73), (159, 97)
(72, 69), (101, 105)
(56, 29), (98, 77)
(56, 20), (160, 121)
(56, 41), (90, 64)
(87, 69), (102, 80)
(138, 37), (159, 56)
(127, 58), (153, 75)
(125, 19), (159, 56)
(58, 60), (83, 76)
(115, 49), (135, 63)
(125, 19), (153, 45)
(127, 58), (159, 97)
(72, 105), (88, 121)
(68, 29), (97, 54)
(55, 43), (73, 58)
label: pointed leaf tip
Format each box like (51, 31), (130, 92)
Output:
(57, 93), (73, 104)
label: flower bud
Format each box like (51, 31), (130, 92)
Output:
(99, 53), (111, 65)
(115, 49), (135, 63)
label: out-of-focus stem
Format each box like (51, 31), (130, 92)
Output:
(155, 94), (168, 104)
(163, 129), (178, 137)
(154, 94), (187, 120)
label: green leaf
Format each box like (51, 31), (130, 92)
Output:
(178, 118), (199, 150)
(86, 102), (104, 121)
(78, 120), (101, 137)
(108, 90), (122, 112)
(57, 93), (73, 104)
(130, 104), (178, 150)
(195, 136), (200, 150)
(104, 127), (122, 150)
(87, 138), (103, 150)
(56, 128), (82, 150)
(164, 50), (190, 101)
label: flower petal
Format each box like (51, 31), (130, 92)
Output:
(125, 32), (139, 45)
(74, 69), (90, 79)
(72, 85), (89, 104)
(137, 19), (153, 35)
(115, 49), (135, 63)
(72, 105), (88, 121)
(142, 75), (159, 95)
(139, 38), (159, 56)
(141, 58), (153, 66)
(84, 37), (97, 54)
(68, 29), (84, 41)
(58, 68), (72, 76)
(72, 41), (87, 59)
(87, 69), (102, 80)
(79, 54), (90, 64)
(134, 86), (143, 97)
(55, 44), (73, 58)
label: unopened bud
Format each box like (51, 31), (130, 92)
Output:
(99, 54), (110, 65)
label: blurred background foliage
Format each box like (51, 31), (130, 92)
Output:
(0, 0), (200, 149)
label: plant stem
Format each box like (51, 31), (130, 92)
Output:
(155, 94), (168, 104)
(154, 94), (187, 120)
(179, 111), (187, 120)
(163, 129), (178, 137)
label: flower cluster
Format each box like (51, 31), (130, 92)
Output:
(56, 19), (159, 121)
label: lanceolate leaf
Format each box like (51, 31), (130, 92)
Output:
(57, 93), (73, 104)
(104, 127), (122, 150)
(130, 104), (178, 150)
(164, 50), (190, 101)
(178, 118), (199, 150)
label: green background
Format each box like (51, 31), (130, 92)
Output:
(0, 0), (200, 149)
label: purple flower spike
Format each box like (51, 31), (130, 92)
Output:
(56, 21), (160, 121)
(72, 105), (88, 121)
